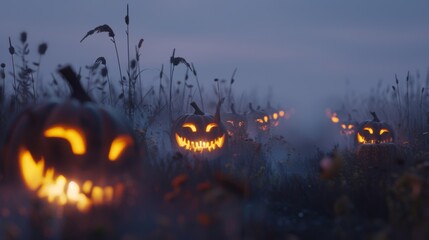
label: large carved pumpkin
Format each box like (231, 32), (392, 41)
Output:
(222, 104), (248, 139)
(356, 112), (394, 145)
(355, 112), (397, 166)
(172, 101), (227, 159)
(2, 66), (139, 212)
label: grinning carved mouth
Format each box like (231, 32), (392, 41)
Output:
(357, 133), (393, 144)
(19, 148), (123, 213)
(175, 134), (225, 153)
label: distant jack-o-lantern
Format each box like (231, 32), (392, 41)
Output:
(248, 103), (270, 132)
(326, 109), (357, 137)
(339, 114), (357, 137)
(356, 112), (394, 145)
(172, 100), (227, 158)
(265, 102), (288, 128)
(2, 66), (139, 213)
(246, 103), (271, 140)
(222, 104), (248, 139)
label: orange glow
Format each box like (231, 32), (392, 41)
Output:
(273, 113), (278, 120)
(205, 123), (218, 132)
(331, 113), (339, 123)
(363, 127), (373, 134)
(182, 123), (197, 132)
(44, 126), (86, 155)
(256, 119), (264, 124)
(263, 116), (268, 123)
(18, 148), (120, 213)
(325, 109), (339, 123)
(279, 110), (285, 117)
(357, 133), (366, 143)
(348, 124), (354, 129)
(108, 135), (133, 161)
(341, 124), (346, 129)
(379, 129), (389, 135)
(175, 134), (225, 153)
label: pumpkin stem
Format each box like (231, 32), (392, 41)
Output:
(215, 98), (225, 123)
(370, 111), (380, 122)
(59, 65), (92, 103)
(190, 102), (204, 115)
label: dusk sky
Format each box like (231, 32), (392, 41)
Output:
(1, 0), (429, 130)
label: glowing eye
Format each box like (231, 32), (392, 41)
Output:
(256, 119), (264, 124)
(226, 120), (234, 126)
(239, 122), (243, 127)
(44, 126), (86, 155)
(183, 123), (197, 132)
(109, 135), (133, 161)
(206, 123), (218, 132)
(379, 129), (389, 135)
(279, 111), (285, 117)
(341, 124), (346, 129)
(363, 127), (373, 134)
(264, 116), (269, 123)
(348, 125), (354, 129)
(273, 113), (278, 120)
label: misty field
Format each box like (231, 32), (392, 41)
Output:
(1, 8), (429, 240)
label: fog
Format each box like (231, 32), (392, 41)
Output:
(1, 0), (429, 147)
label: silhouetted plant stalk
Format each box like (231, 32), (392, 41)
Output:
(0, 63), (5, 104)
(8, 37), (16, 98)
(80, 24), (124, 100)
(191, 63), (204, 112)
(35, 42), (48, 92)
(136, 38), (144, 104)
(227, 68), (237, 106)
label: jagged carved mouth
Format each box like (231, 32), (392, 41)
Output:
(19, 148), (123, 212)
(357, 133), (393, 144)
(175, 134), (225, 153)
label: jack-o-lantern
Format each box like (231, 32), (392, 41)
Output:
(246, 103), (270, 141)
(339, 114), (357, 137)
(172, 101), (227, 158)
(2, 66), (139, 212)
(356, 112), (394, 145)
(355, 112), (397, 166)
(222, 104), (247, 139)
(248, 103), (270, 132)
(265, 102), (287, 128)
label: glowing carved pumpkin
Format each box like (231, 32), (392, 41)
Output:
(2, 66), (139, 212)
(339, 114), (357, 137)
(222, 104), (248, 139)
(172, 101), (227, 158)
(356, 112), (394, 145)
(265, 102), (287, 128)
(355, 112), (397, 166)
(246, 103), (270, 140)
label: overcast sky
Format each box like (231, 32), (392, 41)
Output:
(1, 0), (429, 136)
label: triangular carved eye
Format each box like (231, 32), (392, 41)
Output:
(108, 135), (133, 161)
(341, 124), (346, 129)
(206, 123), (218, 132)
(379, 129), (389, 135)
(44, 126), (86, 155)
(183, 123), (197, 132)
(348, 125), (354, 129)
(363, 127), (373, 134)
